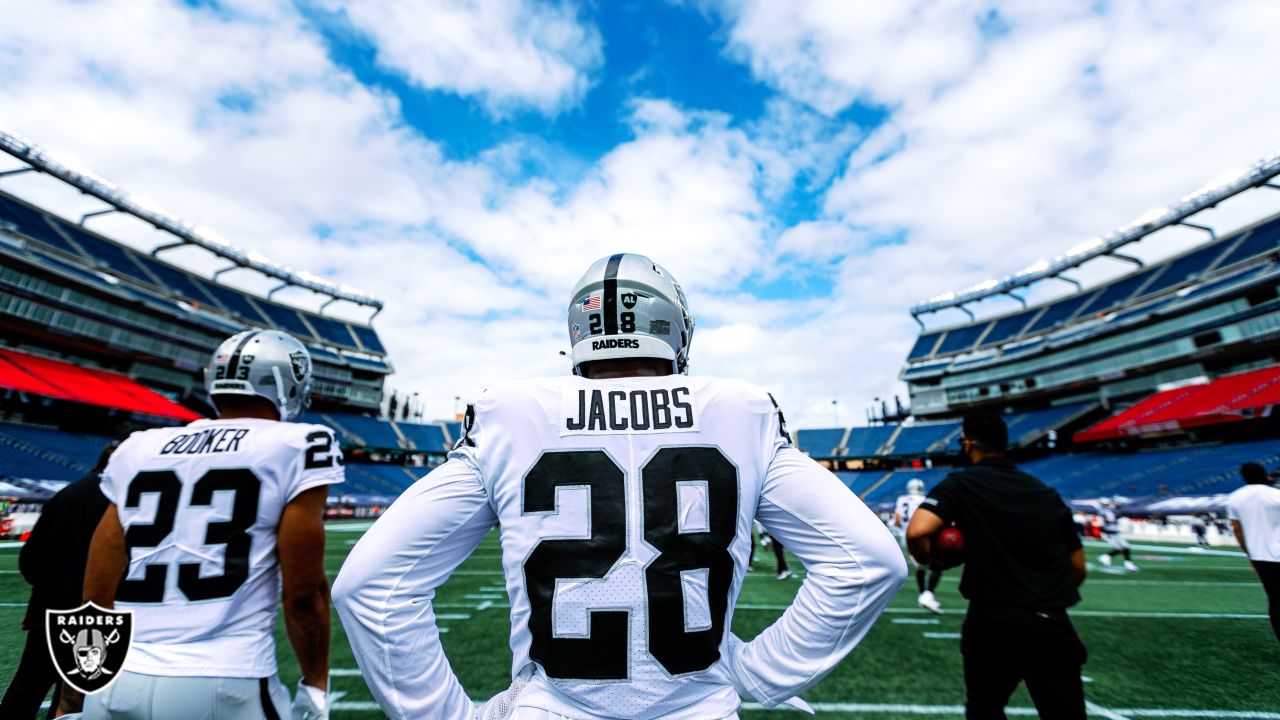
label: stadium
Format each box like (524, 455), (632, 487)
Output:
(0, 122), (1277, 717)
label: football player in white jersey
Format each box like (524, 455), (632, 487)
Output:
(1095, 498), (1139, 572)
(75, 330), (341, 719)
(894, 478), (944, 614)
(334, 253), (907, 720)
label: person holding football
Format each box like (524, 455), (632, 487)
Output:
(906, 413), (1087, 720)
(334, 253), (907, 720)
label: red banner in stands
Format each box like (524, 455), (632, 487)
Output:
(1074, 364), (1280, 442)
(0, 348), (202, 421)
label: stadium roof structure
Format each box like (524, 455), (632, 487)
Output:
(910, 149), (1280, 321)
(0, 129), (383, 316)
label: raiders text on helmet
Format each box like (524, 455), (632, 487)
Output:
(205, 330), (313, 421)
(567, 253), (694, 374)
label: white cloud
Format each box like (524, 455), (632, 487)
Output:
(319, 0), (603, 116)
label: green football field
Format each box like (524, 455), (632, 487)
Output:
(1, 526), (1277, 719)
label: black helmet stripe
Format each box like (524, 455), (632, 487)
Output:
(602, 253), (625, 335)
(225, 330), (260, 381)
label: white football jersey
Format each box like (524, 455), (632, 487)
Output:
(336, 375), (906, 720)
(895, 493), (925, 528)
(100, 417), (343, 677)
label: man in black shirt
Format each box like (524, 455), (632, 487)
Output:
(906, 414), (1087, 720)
(0, 444), (113, 719)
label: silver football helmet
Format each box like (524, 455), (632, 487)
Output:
(206, 330), (313, 421)
(907, 478), (925, 495)
(567, 253), (694, 374)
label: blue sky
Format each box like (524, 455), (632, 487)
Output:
(2, 0), (1279, 424)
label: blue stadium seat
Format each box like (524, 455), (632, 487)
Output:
(197, 281), (272, 324)
(132, 254), (220, 306)
(1023, 291), (1099, 335)
(51, 221), (157, 285)
(796, 428), (844, 457)
(889, 422), (960, 456)
(447, 422), (463, 445)
(324, 412), (401, 449)
(307, 314), (358, 349)
(399, 423), (447, 453)
(907, 332), (941, 360)
(1133, 243), (1229, 299)
(1019, 439), (1280, 499)
(351, 325), (386, 355)
(845, 426), (896, 457)
(835, 470), (882, 496)
(934, 322), (989, 355)
(1002, 402), (1093, 446)
(0, 194), (83, 256)
(980, 309), (1039, 347)
(0, 423), (115, 481)
(342, 464), (420, 496)
(255, 300), (316, 341)
(862, 468), (950, 505)
(1079, 267), (1162, 319)
(1216, 217), (1280, 270)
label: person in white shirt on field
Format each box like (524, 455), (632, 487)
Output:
(334, 253), (907, 720)
(1227, 462), (1280, 644)
(79, 330), (341, 719)
(894, 478), (944, 614)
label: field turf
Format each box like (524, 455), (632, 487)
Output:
(1, 527), (1276, 718)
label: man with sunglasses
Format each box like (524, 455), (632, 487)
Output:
(906, 413), (1088, 720)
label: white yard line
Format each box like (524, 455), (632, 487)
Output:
(921, 632), (962, 639)
(1086, 699), (1132, 720)
(734, 604), (1269, 619)
(327, 700), (1280, 717)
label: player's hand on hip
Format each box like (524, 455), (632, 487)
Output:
(720, 634), (815, 715)
(292, 680), (329, 720)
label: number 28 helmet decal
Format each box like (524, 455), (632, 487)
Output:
(205, 330), (313, 421)
(567, 253), (695, 375)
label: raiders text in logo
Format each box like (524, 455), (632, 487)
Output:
(46, 602), (133, 695)
(592, 338), (640, 351)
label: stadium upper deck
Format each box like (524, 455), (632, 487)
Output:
(901, 151), (1280, 418)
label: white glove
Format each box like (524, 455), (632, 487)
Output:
(291, 680), (329, 720)
(722, 634), (815, 714)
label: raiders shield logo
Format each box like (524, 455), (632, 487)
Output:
(621, 292), (638, 309)
(46, 603), (132, 695)
(289, 351), (309, 382)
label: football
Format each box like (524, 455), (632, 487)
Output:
(933, 526), (966, 569)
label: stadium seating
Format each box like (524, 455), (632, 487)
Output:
(834, 470), (884, 496)
(398, 422), (447, 453)
(341, 464), (421, 496)
(845, 425), (897, 457)
(887, 421), (960, 456)
(862, 467), (951, 505)
(1076, 365), (1280, 441)
(0, 423), (115, 482)
(1020, 438), (1280, 499)
(0, 194), (83, 256)
(1003, 402), (1094, 445)
(321, 412), (402, 449)
(795, 428), (845, 457)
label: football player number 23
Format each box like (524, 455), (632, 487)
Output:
(522, 447), (738, 680)
(116, 468), (260, 603)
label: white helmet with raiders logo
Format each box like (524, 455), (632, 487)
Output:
(567, 253), (694, 375)
(205, 330), (313, 421)
(907, 478), (925, 495)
